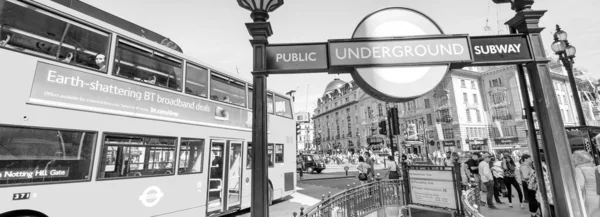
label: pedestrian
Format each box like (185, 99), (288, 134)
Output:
(491, 156), (505, 204)
(297, 154), (304, 180)
(519, 154), (532, 204)
(443, 151), (453, 166)
(528, 154), (555, 217)
(356, 156), (371, 185)
(466, 152), (485, 205)
(572, 150), (600, 216)
(479, 154), (497, 209)
(502, 153), (524, 208)
(384, 155), (401, 179)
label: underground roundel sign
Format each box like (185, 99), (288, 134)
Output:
(349, 7), (454, 102)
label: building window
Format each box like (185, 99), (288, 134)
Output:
(427, 114), (432, 125)
(424, 99), (431, 108)
(463, 93), (468, 103)
(490, 78), (503, 87)
(378, 103), (383, 117)
(566, 109), (574, 122)
(473, 94), (478, 104)
(347, 114), (352, 137)
(336, 119), (340, 138)
(461, 79), (466, 88)
(471, 80), (476, 89)
(466, 109), (471, 122)
(476, 110), (481, 122)
(443, 128), (454, 139)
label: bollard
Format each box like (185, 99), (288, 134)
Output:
(328, 191), (331, 198)
(344, 166), (349, 177)
(322, 194), (325, 201)
(300, 207), (304, 216)
(293, 212), (297, 217)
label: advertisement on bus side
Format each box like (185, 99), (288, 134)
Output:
(29, 62), (264, 129)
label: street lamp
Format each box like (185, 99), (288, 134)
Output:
(550, 25), (585, 126)
(237, 1), (284, 217)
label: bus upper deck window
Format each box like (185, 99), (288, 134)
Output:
(0, 1), (110, 72)
(113, 41), (183, 91)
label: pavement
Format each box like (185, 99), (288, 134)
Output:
(476, 185), (531, 217)
(227, 164), (531, 217)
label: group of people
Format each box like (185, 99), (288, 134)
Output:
(462, 150), (599, 217)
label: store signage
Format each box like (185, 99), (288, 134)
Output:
(470, 35), (532, 64)
(442, 141), (456, 147)
(469, 139), (488, 145)
(409, 169), (457, 210)
(494, 137), (519, 145)
(328, 36), (472, 67)
(29, 62), (256, 130)
(266, 43), (328, 72)
(0, 168), (70, 180)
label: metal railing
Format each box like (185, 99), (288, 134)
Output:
(294, 179), (405, 217)
(461, 178), (484, 217)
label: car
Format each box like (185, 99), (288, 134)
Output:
(298, 154), (326, 173)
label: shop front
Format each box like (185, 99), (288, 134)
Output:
(468, 138), (489, 151)
(440, 140), (460, 152)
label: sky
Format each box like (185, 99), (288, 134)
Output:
(83, 0), (600, 113)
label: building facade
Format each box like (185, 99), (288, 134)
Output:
(313, 79), (363, 154)
(397, 69), (490, 154)
(312, 59), (596, 156)
(295, 112), (314, 152)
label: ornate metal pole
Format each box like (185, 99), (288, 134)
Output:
(561, 48), (586, 126)
(494, 0), (587, 216)
(238, 1), (284, 216)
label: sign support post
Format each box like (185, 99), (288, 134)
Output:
(247, 21), (272, 217)
(499, 1), (586, 216)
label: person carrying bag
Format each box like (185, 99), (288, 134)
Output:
(356, 156), (371, 184)
(385, 156), (401, 179)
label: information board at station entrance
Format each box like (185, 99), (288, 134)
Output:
(409, 169), (457, 210)
(328, 36), (472, 67)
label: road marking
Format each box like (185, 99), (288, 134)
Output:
(288, 192), (321, 206)
(296, 187), (304, 190)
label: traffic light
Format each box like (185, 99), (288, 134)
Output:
(379, 120), (387, 135)
(296, 122), (301, 137)
(390, 107), (400, 135)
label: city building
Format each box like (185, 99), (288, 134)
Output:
(295, 112), (314, 152)
(312, 60), (597, 156)
(397, 69), (489, 155)
(313, 78), (363, 154)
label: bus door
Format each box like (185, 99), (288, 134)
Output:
(207, 140), (244, 215)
